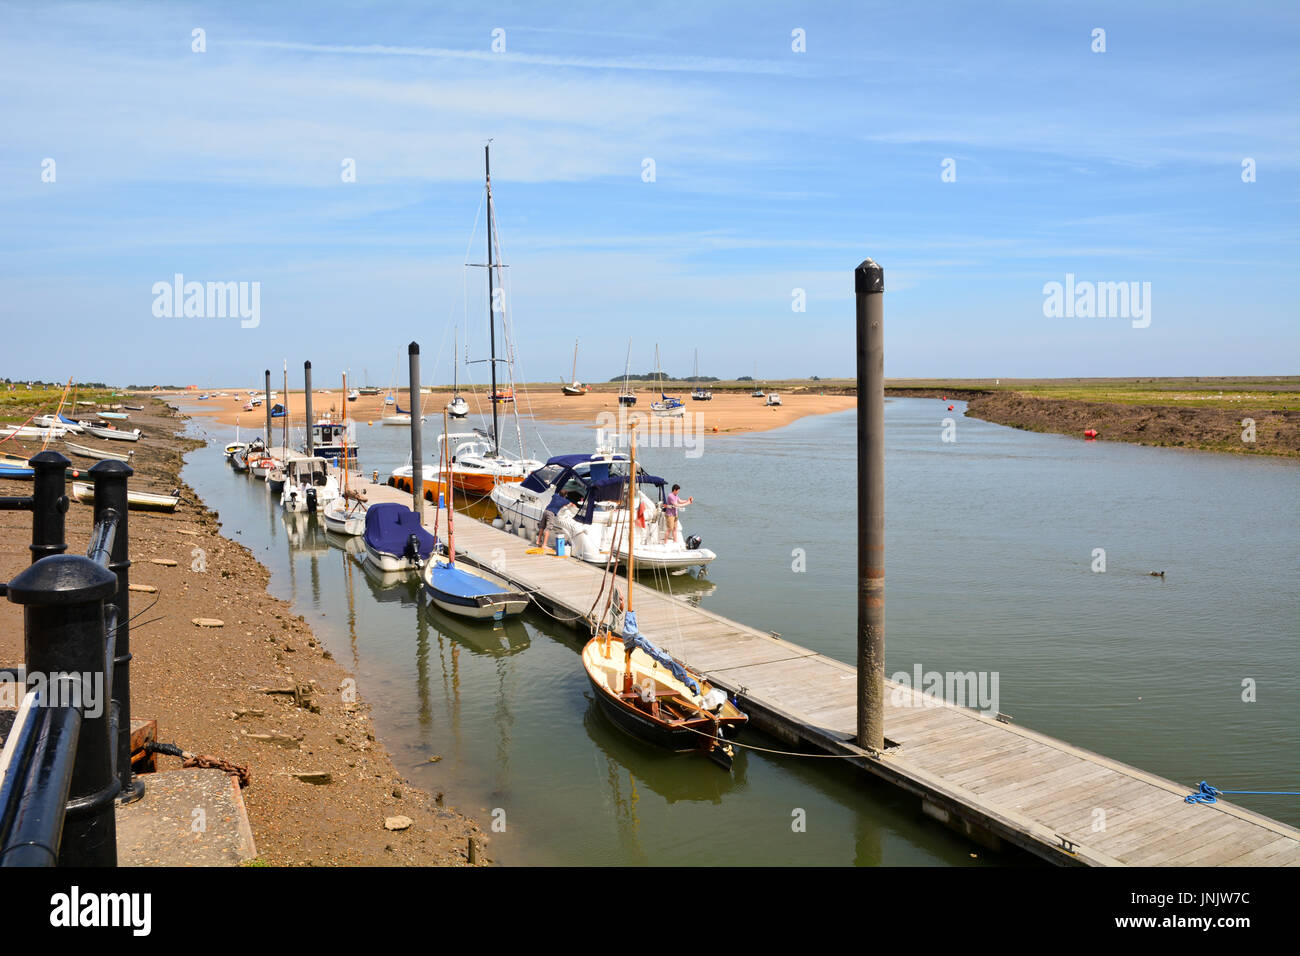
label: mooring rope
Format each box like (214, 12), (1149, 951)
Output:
(1185, 780), (1300, 805)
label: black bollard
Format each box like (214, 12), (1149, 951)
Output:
(89, 459), (142, 804)
(29, 451), (70, 565)
(7, 554), (121, 866)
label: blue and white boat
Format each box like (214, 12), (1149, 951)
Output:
(422, 557), (528, 620)
(362, 502), (437, 572)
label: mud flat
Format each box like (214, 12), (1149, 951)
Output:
(886, 377), (1300, 458)
(0, 399), (488, 866)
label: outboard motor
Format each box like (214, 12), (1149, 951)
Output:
(404, 533), (422, 563)
(686, 534), (702, 551)
(305, 487), (318, 513)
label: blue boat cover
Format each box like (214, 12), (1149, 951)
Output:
(364, 502), (437, 559)
(621, 612), (699, 694)
(428, 560), (510, 599)
(578, 472), (665, 524)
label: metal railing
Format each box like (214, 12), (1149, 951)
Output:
(0, 451), (141, 866)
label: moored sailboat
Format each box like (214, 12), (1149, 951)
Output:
(581, 438), (745, 770)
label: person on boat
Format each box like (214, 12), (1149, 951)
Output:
(664, 484), (693, 542)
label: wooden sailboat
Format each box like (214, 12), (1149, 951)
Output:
(581, 438), (746, 770)
(561, 339), (588, 395)
(422, 411), (529, 620)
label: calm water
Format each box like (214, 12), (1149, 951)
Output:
(180, 398), (1300, 864)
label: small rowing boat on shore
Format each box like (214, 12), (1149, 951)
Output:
(64, 440), (134, 462)
(83, 424), (142, 442)
(97, 411), (130, 420)
(71, 481), (180, 513)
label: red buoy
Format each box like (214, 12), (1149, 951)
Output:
(947, 404), (954, 411)
(1084, 429), (1098, 439)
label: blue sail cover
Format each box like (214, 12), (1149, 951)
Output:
(364, 502), (437, 559)
(621, 612), (700, 695)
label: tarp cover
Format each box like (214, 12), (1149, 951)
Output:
(427, 560), (511, 599)
(364, 502), (436, 558)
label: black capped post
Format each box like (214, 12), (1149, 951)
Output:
(88, 458), (141, 804)
(7, 554), (122, 865)
(29, 450), (70, 565)
(304, 361), (314, 457)
(855, 258), (885, 753)
(408, 342), (424, 511)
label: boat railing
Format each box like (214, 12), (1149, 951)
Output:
(0, 451), (139, 866)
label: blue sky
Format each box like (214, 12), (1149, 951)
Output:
(1, 0), (1297, 387)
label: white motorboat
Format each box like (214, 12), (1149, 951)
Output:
(491, 451), (716, 571)
(361, 502), (437, 572)
(347, 388), (360, 402)
(765, 392), (782, 406)
(279, 456), (339, 513)
(436, 430), (542, 496)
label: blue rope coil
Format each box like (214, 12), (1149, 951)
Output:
(1185, 780), (1300, 805)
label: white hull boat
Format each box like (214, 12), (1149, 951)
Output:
(322, 495), (368, 536)
(279, 456), (339, 513)
(71, 481), (179, 513)
(64, 440), (133, 462)
(83, 425), (141, 442)
(422, 555), (528, 620)
(1, 424), (66, 440)
(361, 502), (437, 572)
(491, 452), (716, 572)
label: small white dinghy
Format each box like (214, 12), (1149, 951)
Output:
(322, 492), (368, 536)
(83, 424), (142, 442)
(64, 440), (133, 462)
(71, 482), (180, 513)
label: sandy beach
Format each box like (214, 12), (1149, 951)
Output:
(178, 385), (856, 437)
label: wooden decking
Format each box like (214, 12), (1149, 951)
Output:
(357, 477), (1300, 866)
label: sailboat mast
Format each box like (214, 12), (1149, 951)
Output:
(444, 410), (456, 564)
(627, 438), (635, 610)
(282, 360), (288, 452)
(485, 144), (501, 451)
(341, 371), (349, 494)
(572, 338), (579, 384)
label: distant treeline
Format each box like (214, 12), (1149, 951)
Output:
(2, 378), (112, 389)
(608, 373), (721, 382)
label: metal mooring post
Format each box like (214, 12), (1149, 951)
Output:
(264, 369), (272, 444)
(408, 342), (424, 511)
(29, 451), (70, 564)
(304, 361), (314, 457)
(89, 459), (142, 804)
(7, 554), (121, 866)
(855, 258), (885, 753)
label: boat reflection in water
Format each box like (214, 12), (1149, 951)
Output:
(581, 700), (745, 808)
(423, 600), (530, 659)
(635, 568), (718, 606)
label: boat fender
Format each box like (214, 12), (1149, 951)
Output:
(686, 534), (702, 550)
